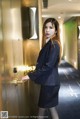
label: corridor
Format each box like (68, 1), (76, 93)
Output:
(0, 0), (80, 118)
(48, 60), (80, 119)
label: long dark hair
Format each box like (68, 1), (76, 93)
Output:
(42, 18), (62, 63)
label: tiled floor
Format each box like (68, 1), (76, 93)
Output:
(49, 60), (80, 119)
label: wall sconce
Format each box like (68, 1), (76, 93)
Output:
(78, 26), (80, 39)
(21, 6), (39, 40)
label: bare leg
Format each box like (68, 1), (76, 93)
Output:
(37, 108), (46, 119)
(49, 107), (59, 119)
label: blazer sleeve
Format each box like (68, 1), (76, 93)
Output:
(28, 43), (60, 81)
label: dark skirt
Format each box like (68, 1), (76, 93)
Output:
(38, 85), (60, 108)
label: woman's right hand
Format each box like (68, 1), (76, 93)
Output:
(22, 75), (30, 82)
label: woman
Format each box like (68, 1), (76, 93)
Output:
(22, 18), (62, 119)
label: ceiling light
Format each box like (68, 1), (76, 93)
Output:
(68, 0), (72, 2)
(58, 16), (61, 19)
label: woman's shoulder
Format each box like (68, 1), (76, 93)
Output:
(52, 40), (61, 49)
(51, 40), (60, 48)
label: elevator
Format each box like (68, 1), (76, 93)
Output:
(0, 0), (42, 118)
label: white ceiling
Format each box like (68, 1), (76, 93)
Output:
(42, 0), (80, 22)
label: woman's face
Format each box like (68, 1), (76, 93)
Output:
(44, 22), (56, 39)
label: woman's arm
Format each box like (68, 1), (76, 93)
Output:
(28, 43), (60, 81)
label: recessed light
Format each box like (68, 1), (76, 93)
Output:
(58, 16), (61, 19)
(68, 0), (72, 2)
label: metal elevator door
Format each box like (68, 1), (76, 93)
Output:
(0, 0), (30, 118)
(0, 0), (40, 118)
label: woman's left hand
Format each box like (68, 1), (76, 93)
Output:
(22, 75), (30, 81)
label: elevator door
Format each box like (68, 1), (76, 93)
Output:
(0, 0), (30, 118)
(0, 0), (40, 118)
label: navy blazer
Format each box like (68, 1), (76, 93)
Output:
(28, 40), (60, 86)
